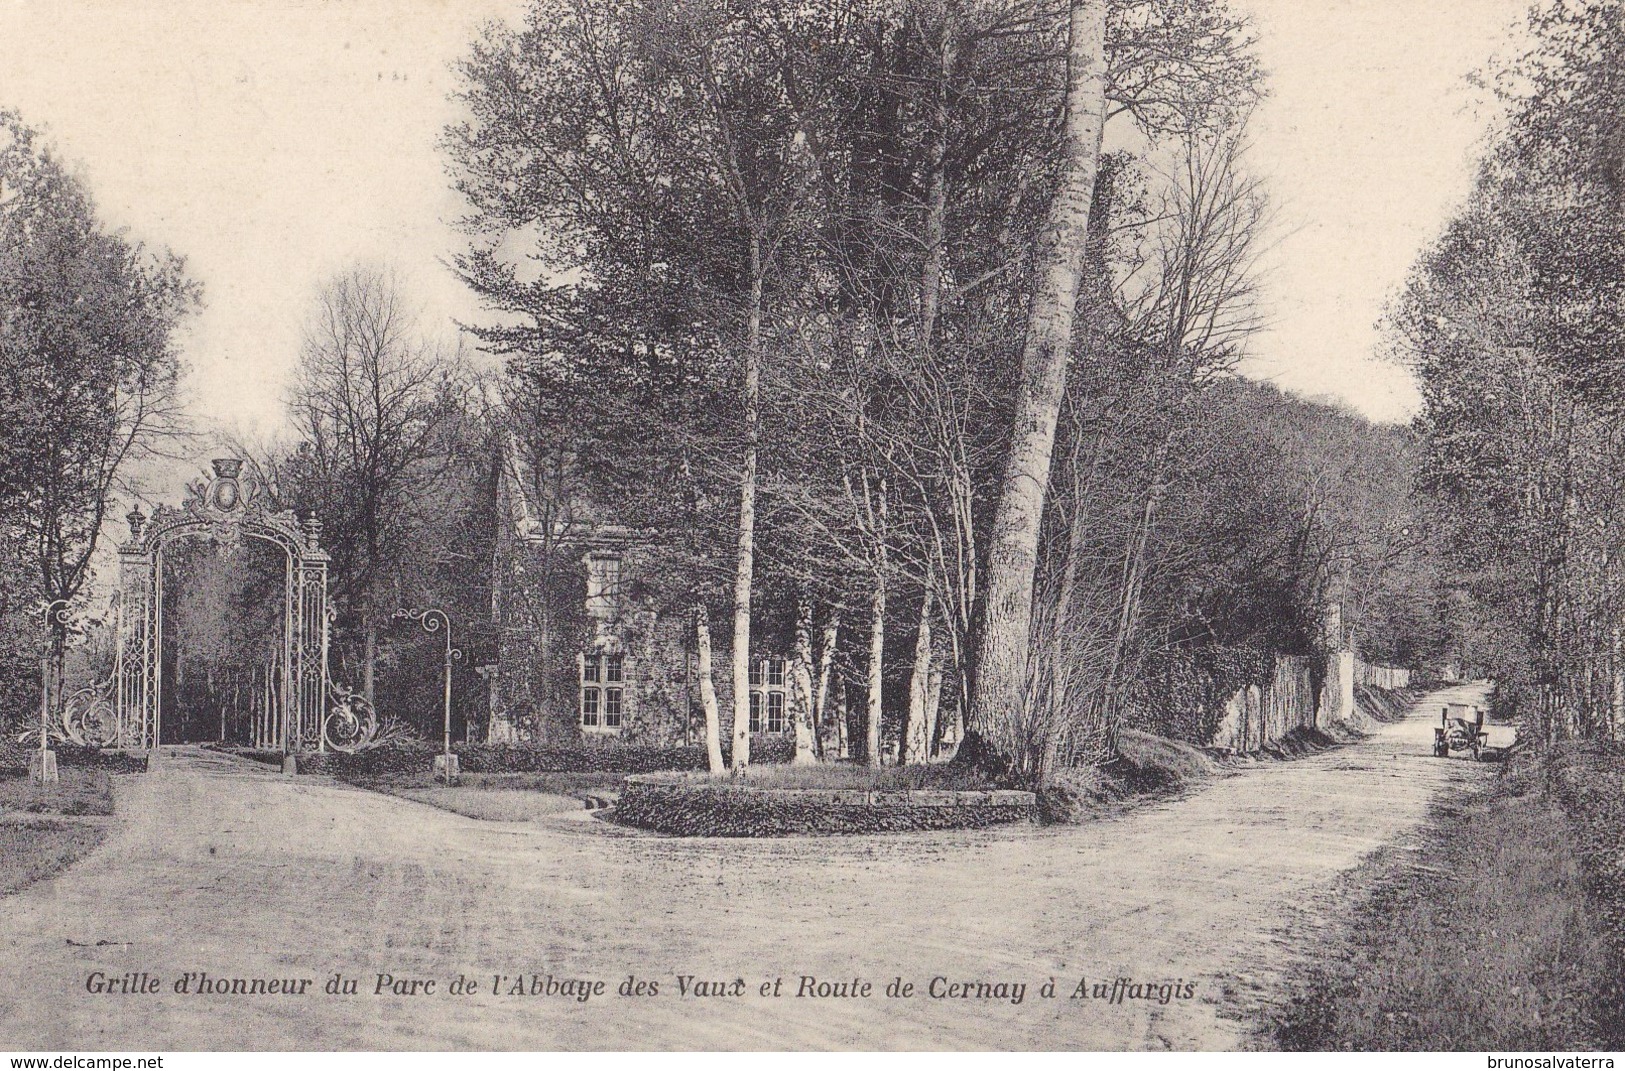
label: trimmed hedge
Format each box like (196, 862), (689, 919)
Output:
(0, 739), (147, 775)
(237, 733), (800, 778)
(612, 776), (1038, 836)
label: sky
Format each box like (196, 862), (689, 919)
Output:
(1237, 0), (1531, 421)
(0, 0), (1535, 434)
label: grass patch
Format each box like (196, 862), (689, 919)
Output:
(1544, 741), (1625, 1041)
(1354, 685), (1425, 724)
(1041, 731), (1223, 823)
(388, 786), (585, 822)
(0, 819), (107, 896)
(352, 770), (626, 795)
(1271, 751), (1613, 1050)
(346, 771), (628, 821)
(1118, 729), (1224, 783)
(0, 768), (115, 816)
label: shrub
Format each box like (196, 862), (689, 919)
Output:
(612, 776), (1036, 836)
(0, 740), (146, 775)
(262, 733), (798, 778)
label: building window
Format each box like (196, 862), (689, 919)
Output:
(581, 651), (625, 732)
(585, 553), (622, 619)
(749, 657), (789, 734)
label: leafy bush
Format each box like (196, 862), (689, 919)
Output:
(251, 733), (799, 778)
(0, 740), (146, 775)
(613, 777), (1036, 836)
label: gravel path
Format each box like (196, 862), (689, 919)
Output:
(0, 683), (1498, 1051)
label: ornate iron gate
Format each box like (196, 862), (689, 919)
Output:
(112, 459), (331, 752)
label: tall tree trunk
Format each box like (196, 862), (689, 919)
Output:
(696, 605), (725, 775)
(867, 573), (886, 768)
(363, 612), (377, 705)
(900, 13), (952, 772)
(917, 9), (957, 351)
(834, 673), (850, 760)
(904, 583), (935, 765)
(1613, 620), (1624, 740)
(924, 667), (944, 759)
(963, 0), (1109, 779)
(791, 597), (817, 765)
(814, 611), (840, 759)
(730, 233), (764, 772)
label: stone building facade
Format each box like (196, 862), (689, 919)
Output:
(486, 450), (801, 750)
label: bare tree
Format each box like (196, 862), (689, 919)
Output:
(286, 265), (463, 701)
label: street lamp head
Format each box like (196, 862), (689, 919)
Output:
(394, 606), (450, 637)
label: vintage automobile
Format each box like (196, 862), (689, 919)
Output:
(1433, 702), (1489, 759)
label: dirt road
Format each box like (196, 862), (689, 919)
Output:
(0, 683), (1498, 1050)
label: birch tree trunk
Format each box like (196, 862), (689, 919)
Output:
(917, 10), (957, 351)
(963, 0), (1109, 778)
(791, 598), (817, 765)
(904, 583), (935, 765)
(867, 573), (886, 768)
(1611, 621), (1624, 740)
(696, 605), (725, 775)
(363, 614), (377, 705)
(730, 233), (764, 772)
(814, 612), (840, 759)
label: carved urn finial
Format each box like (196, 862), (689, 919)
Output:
(306, 514), (323, 551)
(126, 506), (146, 541)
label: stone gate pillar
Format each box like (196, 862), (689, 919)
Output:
(1319, 602), (1356, 727)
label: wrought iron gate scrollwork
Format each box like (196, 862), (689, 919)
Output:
(61, 678), (120, 747)
(320, 685), (413, 753)
(114, 458), (367, 753)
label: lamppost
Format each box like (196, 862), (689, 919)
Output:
(394, 607), (463, 784)
(34, 600), (71, 784)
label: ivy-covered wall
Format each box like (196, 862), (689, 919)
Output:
(490, 522), (799, 750)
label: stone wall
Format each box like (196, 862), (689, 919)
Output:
(1206, 651), (1411, 753)
(1354, 659), (1411, 690)
(1208, 654), (1319, 752)
(1321, 650), (1357, 726)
